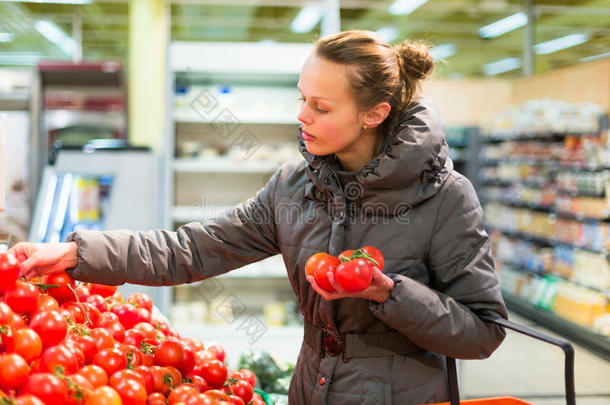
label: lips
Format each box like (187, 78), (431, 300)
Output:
(302, 129), (316, 141)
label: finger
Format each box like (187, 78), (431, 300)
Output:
(18, 257), (38, 278)
(327, 271), (347, 294)
(307, 275), (338, 301)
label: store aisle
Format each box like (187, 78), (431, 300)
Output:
(460, 312), (610, 404)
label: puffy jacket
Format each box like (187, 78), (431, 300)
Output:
(67, 97), (507, 404)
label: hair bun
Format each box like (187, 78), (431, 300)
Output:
(395, 41), (434, 81)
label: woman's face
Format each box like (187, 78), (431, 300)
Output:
(296, 54), (365, 159)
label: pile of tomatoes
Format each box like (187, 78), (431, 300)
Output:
(305, 246), (384, 293)
(0, 252), (265, 405)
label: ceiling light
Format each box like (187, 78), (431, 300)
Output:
(483, 57), (521, 76)
(0, 33), (14, 42)
(34, 20), (75, 56)
(478, 13), (527, 39)
(0, 0), (91, 4)
(580, 52), (610, 63)
(430, 44), (456, 60)
(388, 0), (428, 16)
(376, 27), (399, 43)
(290, 5), (322, 34)
(534, 33), (590, 55)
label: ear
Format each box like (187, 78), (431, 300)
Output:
(362, 102), (391, 129)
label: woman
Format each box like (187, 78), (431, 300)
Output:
(11, 31), (507, 404)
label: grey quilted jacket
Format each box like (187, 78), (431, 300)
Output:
(67, 97), (507, 404)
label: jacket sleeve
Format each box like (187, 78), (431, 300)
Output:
(65, 169), (282, 286)
(369, 175), (508, 359)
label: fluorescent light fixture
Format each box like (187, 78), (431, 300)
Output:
(534, 33), (590, 55)
(376, 27), (399, 43)
(483, 57), (521, 76)
(0, 33), (14, 42)
(0, 52), (42, 66)
(0, 0), (91, 4)
(580, 52), (610, 63)
(478, 13), (527, 39)
(389, 0), (428, 16)
(430, 44), (456, 60)
(35, 20), (75, 56)
(290, 5), (322, 34)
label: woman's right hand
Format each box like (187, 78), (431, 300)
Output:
(8, 242), (78, 279)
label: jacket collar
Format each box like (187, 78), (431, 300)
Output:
(299, 97), (452, 208)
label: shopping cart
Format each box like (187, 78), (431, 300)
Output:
(430, 314), (576, 405)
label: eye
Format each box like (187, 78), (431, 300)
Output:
(315, 106), (328, 114)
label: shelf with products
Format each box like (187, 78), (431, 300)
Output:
(445, 126), (481, 189)
(482, 99), (610, 355)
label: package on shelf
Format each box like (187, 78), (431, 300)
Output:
(592, 313), (610, 337)
(572, 251), (610, 290)
(552, 281), (607, 327)
(556, 170), (609, 195)
(483, 99), (606, 137)
(556, 195), (608, 219)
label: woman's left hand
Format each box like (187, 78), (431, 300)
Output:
(306, 267), (394, 303)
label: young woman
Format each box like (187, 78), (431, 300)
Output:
(11, 31), (507, 404)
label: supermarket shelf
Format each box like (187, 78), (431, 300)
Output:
(480, 158), (556, 167)
(502, 291), (610, 361)
(487, 226), (610, 257)
(0, 92), (29, 110)
(487, 199), (610, 222)
(501, 262), (609, 296)
(173, 109), (299, 125)
(556, 188), (606, 198)
(482, 131), (601, 143)
(174, 157), (280, 174)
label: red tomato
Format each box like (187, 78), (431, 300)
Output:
(238, 369), (256, 388)
(103, 321), (126, 343)
(134, 322), (163, 341)
(0, 302), (15, 328)
(124, 329), (146, 348)
(313, 255), (341, 292)
(35, 294), (59, 313)
(149, 366), (173, 395)
(126, 293), (153, 312)
(0, 252), (19, 291)
(4, 281), (41, 315)
(199, 359), (227, 388)
(63, 373), (93, 405)
(133, 365), (154, 394)
(92, 348), (127, 376)
(61, 302), (86, 324)
(154, 339), (184, 368)
(304, 252), (331, 276)
(207, 344), (226, 363)
(187, 374), (208, 392)
(182, 336), (205, 352)
(8, 327), (42, 363)
(178, 342), (196, 376)
(29, 309), (68, 347)
(40, 344), (81, 374)
(44, 271), (77, 304)
(112, 377), (147, 405)
(12, 312), (26, 329)
(194, 349), (216, 365)
(360, 246), (384, 270)
(22, 373), (67, 405)
(0, 353), (29, 388)
(334, 258), (373, 292)
(70, 333), (97, 364)
(146, 392), (167, 405)
(338, 249), (355, 261)
(77, 365), (108, 388)
(86, 386), (122, 405)
(14, 395), (46, 405)
(118, 344), (142, 369)
(86, 294), (108, 313)
(81, 303), (101, 327)
(150, 319), (169, 335)
(227, 379), (253, 403)
(90, 327), (115, 350)
(251, 393), (266, 405)
(111, 303), (141, 330)
(76, 284), (91, 302)
(168, 384), (198, 404)
(87, 283), (118, 298)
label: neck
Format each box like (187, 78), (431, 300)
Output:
(336, 129), (382, 172)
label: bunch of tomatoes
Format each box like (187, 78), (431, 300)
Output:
(305, 246), (384, 293)
(0, 252), (265, 405)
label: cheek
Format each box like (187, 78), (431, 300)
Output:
(318, 117), (357, 147)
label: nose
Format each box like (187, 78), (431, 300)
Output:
(297, 103), (312, 125)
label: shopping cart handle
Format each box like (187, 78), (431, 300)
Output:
(478, 314), (576, 405)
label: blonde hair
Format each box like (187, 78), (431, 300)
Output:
(315, 30), (434, 134)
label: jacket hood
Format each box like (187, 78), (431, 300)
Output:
(299, 97), (453, 210)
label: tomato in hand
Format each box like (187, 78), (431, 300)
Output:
(360, 246), (384, 270)
(334, 258), (373, 292)
(304, 252), (331, 276)
(337, 249), (355, 262)
(313, 255), (341, 292)
(0, 252), (19, 291)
